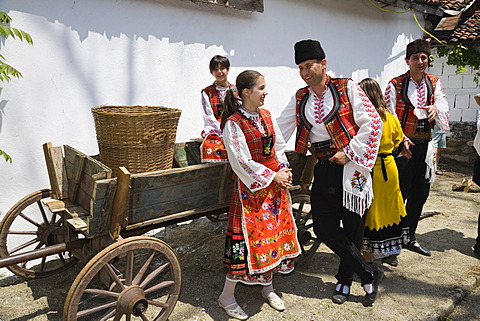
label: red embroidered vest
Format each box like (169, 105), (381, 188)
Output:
(294, 77), (359, 154)
(227, 108), (277, 163)
(202, 84), (235, 122)
(389, 73), (438, 136)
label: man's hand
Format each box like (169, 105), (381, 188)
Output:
(421, 105), (438, 122)
(329, 150), (350, 165)
(401, 140), (415, 159)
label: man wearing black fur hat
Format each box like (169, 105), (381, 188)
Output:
(277, 39), (384, 307)
(385, 39), (450, 257)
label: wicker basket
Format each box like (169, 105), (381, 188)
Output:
(92, 105), (182, 176)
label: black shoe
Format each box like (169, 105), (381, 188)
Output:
(473, 246), (480, 259)
(363, 268), (384, 307)
(332, 283), (350, 304)
(405, 241), (431, 256)
(381, 255), (399, 267)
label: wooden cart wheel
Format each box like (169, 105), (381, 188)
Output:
(291, 194), (321, 265)
(0, 189), (78, 278)
(64, 236), (181, 321)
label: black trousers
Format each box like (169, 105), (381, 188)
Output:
(473, 156), (480, 251)
(475, 212), (480, 252)
(311, 162), (376, 286)
(395, 142), (430, 242)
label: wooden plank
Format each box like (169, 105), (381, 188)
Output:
(68, 154), (86, 202)
(131, 176), (223, 207)
(185, 141), (201, 165)
(64, 204), (89, 218)
(42, 199), (66, 213)
(110, 167), (130, 239)
(125, 204), (230, 231)
(87, 179), (117, 236)
(218, 164), (233, 204)
(129, 192), (222, 223)
(42, 142), (69, 199)
(64, 145), (111, 177)
(130, 163), (228, 191)
(66, 217), (88, 231)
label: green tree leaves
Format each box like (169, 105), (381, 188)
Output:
(0, 11), (34, 162)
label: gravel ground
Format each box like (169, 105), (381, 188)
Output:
(0, 169), (479, 321)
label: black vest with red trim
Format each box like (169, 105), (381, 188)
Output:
(294, 77), (359, 154)
(389, 72), (438, 136)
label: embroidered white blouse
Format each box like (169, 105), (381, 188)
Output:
(276, 79), (382, 171)
(223, 108), (289, 193)
(200, 83), (230, 138)
(384, 74), (450, 132)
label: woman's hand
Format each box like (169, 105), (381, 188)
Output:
(274, 168), (293, 188)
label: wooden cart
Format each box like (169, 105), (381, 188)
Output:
(0, 142), (318, 320)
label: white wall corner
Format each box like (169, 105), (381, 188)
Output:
(448, 75), (463, 89)
(462, 74), (477, 89)
(449, 108), (462, 122)
(455, 95), (470, 109)
(462, 108), (476, 122)
(443, 63), (459, 75)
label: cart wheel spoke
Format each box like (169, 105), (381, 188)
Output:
(147, 299), (168, 308)
(113, 313), (124, 321)
(144, 280), (175, 294)
(99, 309), (116, 321)
(18, 211), (42, 228)
(140, 262), (170, 288)
(125, 250), (134, 286)
(49, 211), (57, 225)
(37, 199), (49, 225)
(77, 301), (117, 318)
(291, 194), (321, 266)
(7, 230), (37, 235)
(64, 236), (181, 321)
(9, 237), (40, 254)
(104, 263), (127, 291)
(84, 288), (120, 298)
(0, 189), (78, 278)
(133, 250), (156, 285)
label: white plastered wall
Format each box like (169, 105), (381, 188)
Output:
(0, 0), (422, 218)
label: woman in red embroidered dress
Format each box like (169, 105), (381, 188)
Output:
(200, 55), (236, 163)
(217, 70), (301, 320)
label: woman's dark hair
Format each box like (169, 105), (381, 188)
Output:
(359, 78), (388, 121)
(209, 55), (230, 73)
(221, 70), (263, 127)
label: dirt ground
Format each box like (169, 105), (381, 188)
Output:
(0, 168), (479, 321)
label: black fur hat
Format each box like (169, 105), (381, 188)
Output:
(406, 39), (431, 59)
(294, 39), (326, 65)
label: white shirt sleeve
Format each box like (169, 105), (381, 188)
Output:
(384, 82), (398, 117)
(223, 120), (276, 192)
(276, 95), (298, 144)
(342, 80), (383, 170)
(272, 117), (289, 168)
(201, 90), (222, 137)
(432, 79), (450, 132)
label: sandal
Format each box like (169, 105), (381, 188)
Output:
(435, 170), (443, 175)
(261, 292), (285, 311)
(218, 300), (248, 320)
